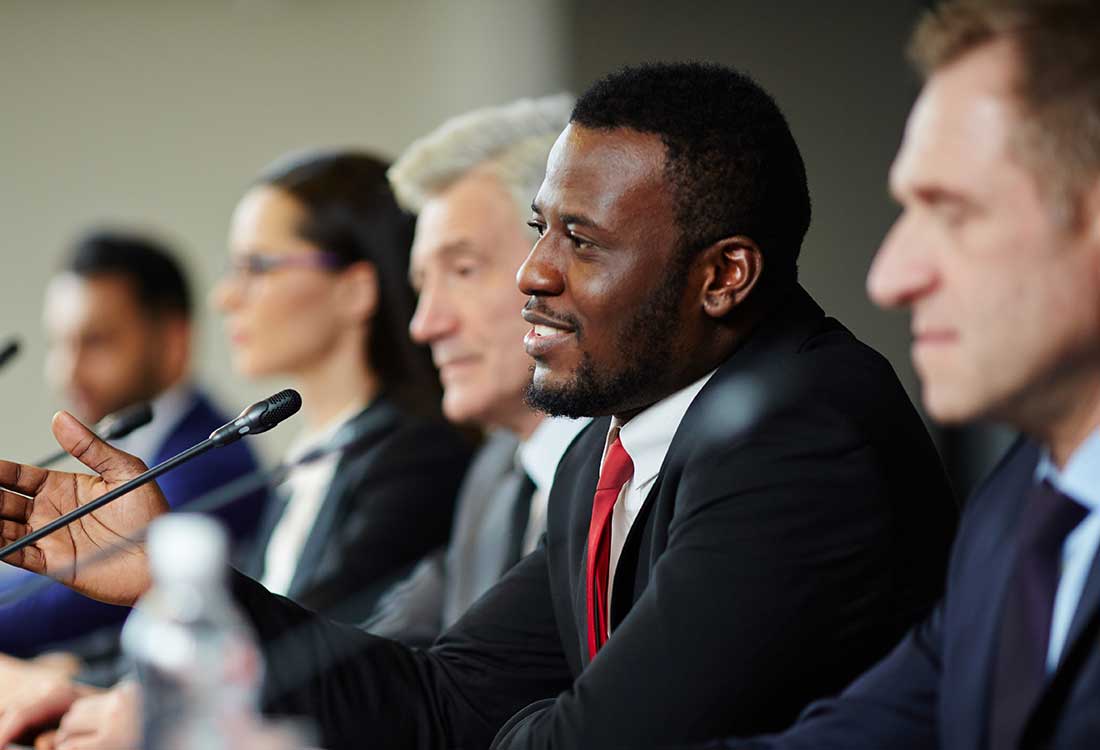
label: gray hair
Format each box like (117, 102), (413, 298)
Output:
(388, 93), (575, 221)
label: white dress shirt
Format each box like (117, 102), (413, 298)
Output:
(1035, 428), (1100, 672)
(602, 370), (716, 628)
(261, 400), (366, 596)
(518, 416), (591, 554)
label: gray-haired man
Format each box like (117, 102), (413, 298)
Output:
(366, 95), (588, 644)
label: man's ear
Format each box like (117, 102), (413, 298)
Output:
(698, 236), (763, 319)
(158, 316), (192, 384)
(337, 261), (379, 325)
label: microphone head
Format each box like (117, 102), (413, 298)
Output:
(98, 402), (154, 441)
(248, 388), (303, 434)
(209, 389), (302, 446)
(0, 337), (20, 369)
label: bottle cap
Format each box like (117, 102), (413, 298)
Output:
(147, 513), (228, 584)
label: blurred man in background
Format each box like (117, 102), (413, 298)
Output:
(0, 230), (267, 671)
(365, 93), (589, 645)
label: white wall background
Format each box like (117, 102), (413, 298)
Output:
(0, 0), (569, 462)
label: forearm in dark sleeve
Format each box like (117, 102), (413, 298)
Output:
(230, 546), (571, 750)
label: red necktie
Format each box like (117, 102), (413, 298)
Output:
(586, 434), (633, 660)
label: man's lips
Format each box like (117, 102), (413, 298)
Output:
(435, 354), (481, 380)
(520, 307), (577, 357)
(912, 328), (958, 353)
(521, 308), (575, 331)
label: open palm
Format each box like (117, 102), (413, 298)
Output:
(0, 411), (169, 606)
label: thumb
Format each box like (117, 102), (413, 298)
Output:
(51, 411), (147, 484)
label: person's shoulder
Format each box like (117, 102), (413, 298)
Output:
(343, 398), (474, 472)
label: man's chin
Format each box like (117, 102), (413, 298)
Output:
(921, 384), (983, 426)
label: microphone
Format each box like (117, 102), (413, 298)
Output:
(0, 389), (301, 562)
(100, 402), (155, 442)
(209, 388), (302, 446)
(35, 402), (155, 468)
(0, 389), (368, 609)
(0, 338), (20, 371)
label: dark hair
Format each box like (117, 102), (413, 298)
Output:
(65, 230), (192, 319)
(571, 62), (811, 290)
(256, 149), (442, 416)
(910, 0), (1100, 224)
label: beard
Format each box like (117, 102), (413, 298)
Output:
(524, 261), (687, 419)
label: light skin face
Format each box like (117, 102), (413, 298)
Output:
(43, 273), (186, 425)
(213, 185), (377, 388)
(408, 169), (542, 437)
(520, 124), (759, 420)
(868, 39), (1100, 466)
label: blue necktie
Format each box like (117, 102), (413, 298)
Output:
(989, 480), (1088, 750)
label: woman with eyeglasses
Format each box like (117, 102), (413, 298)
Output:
(0, 151), (474, 750)
(212, 149), (471, 624)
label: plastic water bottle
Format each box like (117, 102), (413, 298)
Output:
(122, 514), (264, 750)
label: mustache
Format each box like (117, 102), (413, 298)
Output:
(522, 298), (584, 336)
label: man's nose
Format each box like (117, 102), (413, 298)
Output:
(409, 282), (458, 344)
(516, 237), (565, 297)
(867, 213), (938, 310)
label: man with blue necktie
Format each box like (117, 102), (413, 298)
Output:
(712, 1), (1100, 747)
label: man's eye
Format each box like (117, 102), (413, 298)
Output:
(454, 264), (478, 278)
(568, 234), (594, 250)
(527, 221), (546, 237)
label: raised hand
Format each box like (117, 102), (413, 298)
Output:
(0, 411), (169, 606)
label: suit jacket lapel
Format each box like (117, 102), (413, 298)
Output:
(955, 492), (1028, 749)
(606, 285), (827, 631)
(941, 441), (1037, 750)
(284, 400), (400, 600)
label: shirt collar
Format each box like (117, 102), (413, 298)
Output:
(519, 416), (591, 495)
(604, 369), (716, 491)
(1035, 427), (1100, 512)
(285, 398), (369, 462)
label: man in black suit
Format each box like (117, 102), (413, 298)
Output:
(711, 1), (1100, 748)
(0, 63), (956, 748)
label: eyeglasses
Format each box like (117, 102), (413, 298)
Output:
(223, 251), (346, 280)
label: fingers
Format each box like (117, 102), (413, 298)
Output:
(54, 736), (109, 750)
(0, 537), (46, 574)
(34, 729), (58, 749)
(0, 490), (31, 523)
(0, 677), (76, 746)
(0, 460), (48, 498)
(54, 686), (138, 750)
(0, 518), (34, 566)
(50, 413), (147, 484)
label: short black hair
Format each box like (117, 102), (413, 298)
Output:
(571, 62), (811, 288)
(65, 230), (192, 318)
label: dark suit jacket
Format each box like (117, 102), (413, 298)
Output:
(243, 397), (472, 625)
(0, 388), (267, 656)
(230, 286), (958, 749)
(721, 438), (1100, 750)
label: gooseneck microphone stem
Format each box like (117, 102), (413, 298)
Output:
(36, 403), (155, 468)
(0, 440), (217, 561)
(0, 388), (301, 562)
